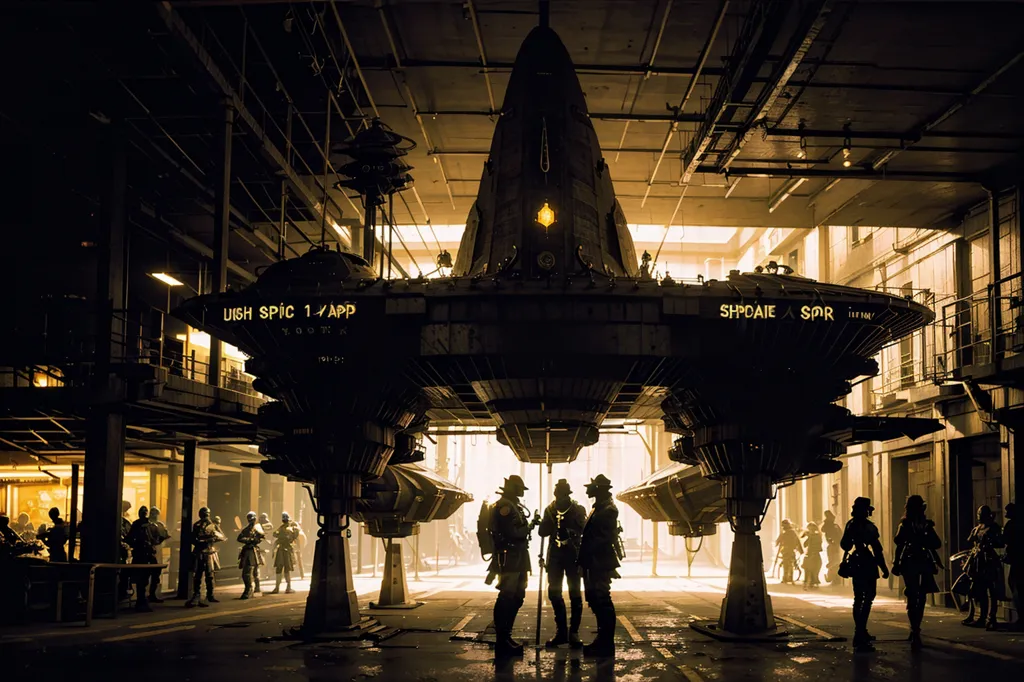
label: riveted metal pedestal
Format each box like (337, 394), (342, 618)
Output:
(370, 539), (423, 610)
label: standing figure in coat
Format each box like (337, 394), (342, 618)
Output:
(822, 510), (843, 584)
(892, 495), (942, 648)
(962, 505), (1005, 630)
(538, 478), (587, 649)
(37, 507), (68, 563)
(802, 522), (823, 589)
(237, 511), (265, 600)
(578, 474), (623, 658)
(776, 519), (803, 584)
(146, 507), (171, 602)
(840, 497), (890, 653)
(125, 506), (158, 612)
(486, 475), (540, 658)
(271, 512), (300, 594)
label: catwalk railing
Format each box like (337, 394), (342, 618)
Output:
(932, 272), (1024, 382)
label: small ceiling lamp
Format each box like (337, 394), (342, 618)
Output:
(536, 201), (555, 229)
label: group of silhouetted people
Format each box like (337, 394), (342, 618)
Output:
(830, 495), (1022, 653)
(774, 510), (843, 588)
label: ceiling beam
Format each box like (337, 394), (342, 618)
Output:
(679, 0), (796, 186)
(766, 127), (1024, 141)
(640, 0), (729, 208)
(719, 166), (978, 183)
(714, 0), (834, 171)
(155, 3), (345, 244)
(416, 109), (705, 123)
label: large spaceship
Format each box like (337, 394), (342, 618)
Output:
(175, 25), (938, 637)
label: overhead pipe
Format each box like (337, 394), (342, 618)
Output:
(375, 2), (457, 212)
(640, 0), (729, 207)
(418, 109), (704, 123)
(715, 0), (834, 172)
(465, 0), (498, 113)
(614, 0), (675, 162)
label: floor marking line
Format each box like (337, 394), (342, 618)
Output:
(653, 645), (705, 682)
(128, 598), (305, 630)
(414, 579), (471, 599)
(103, 625), (196, 642)
(451, 614), (476, 632)
(617, 615), (644, 643)
(775, 614), (840, 640)
(936, 640), (1015, 661)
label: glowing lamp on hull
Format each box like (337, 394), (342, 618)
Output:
(536, 202), (555, 229)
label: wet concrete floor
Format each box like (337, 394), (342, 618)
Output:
(2, 566), (1022, 681)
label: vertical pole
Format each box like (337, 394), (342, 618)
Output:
(83, 127), (127, 564)
(69, 463), (80, 562)
(372, 535), (378, 578)
(414, 534), (420, 581)
(989, 188), (1002, 363)
(651, 426), (659, 577)
(166, 463), (181, 590)
(175, 441), (197, 599)
(208, 99), (234, 387)
(356, 522), (363, 574)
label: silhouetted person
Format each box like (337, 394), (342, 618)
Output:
(776, 519), (802, 584)
(186, 507), (225, 608)
(841, 497), (889, 653)
(119, 500), (132, 564)
(579, 474), (622, 658)
(962, 505), (1004, 630)
(1004, 502), (1023, 631)
(0, 514), (21, 544)
(539, 478), (586, 649)
(146, 507), (171, 602)
(892, 495), (941, 649)
(270, 512), (299, 594)
(802, 522), (823, 589)
(125, 506), (156, 612)
(487, 474), (540, 657)
(822, 510), (842, 583)
(12, 513), (34, 540)
(37, 507), (68, 562)
(237, 511), (265, 600)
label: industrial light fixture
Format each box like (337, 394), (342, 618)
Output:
(796, 121), (807, 159)
(536, 201), (555, 229)
(768, 177), (807, 213)
(842, 147), (852, 168)
(150, 272), (185, 287)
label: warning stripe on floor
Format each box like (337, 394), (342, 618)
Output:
(654, 646), (705, 682)
(451, 614), (476, 632)
(775, 614), (842, 641)
(104, 625), (196, 642)
(617, 615), (644, 643)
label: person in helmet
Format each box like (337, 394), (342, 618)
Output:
(270, 512), (300, 594)
(146, 507), (171, 603)
(125, 506), (157, 612)
(237, 511), (266, 600)
(185, 507), (226, 608)
(840, 497), (889, 653)
(539, 479), (587, 649)
(963, 505), (1005, 630)
(775, 519), (803, 584)
(578, 474), (622, 657)
(488, 474), (540, 657)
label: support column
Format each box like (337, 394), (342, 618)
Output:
(194, 448), (210, 512)
(817, 225), (830, 283)
(208, 99), (234, 387)
(240, 467), (260, 520)
(166, 462), (181, 590)
(714, 474), (777, 637)
(370, 538), (423, 609)
(175, 441), (197, 599)
(304, 474), (361, 632)
(990, 189), (1002, 362)
(83, 130), (128, 564)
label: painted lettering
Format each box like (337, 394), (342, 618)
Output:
(800, 305), (834, 321)
(223, 306), (253, 322)
(719, 303), (777, 320)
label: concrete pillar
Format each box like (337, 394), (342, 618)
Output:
(176, 441), (197, 599)
(166, 462), (181, 590)
(817, 225), (831, 283)
(194, 448), (210, 511)
(82, 130), (128, 564)
(208, 99), (234, 387)
(240, 467), (259, 519)
(304, 474), (361, 631)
